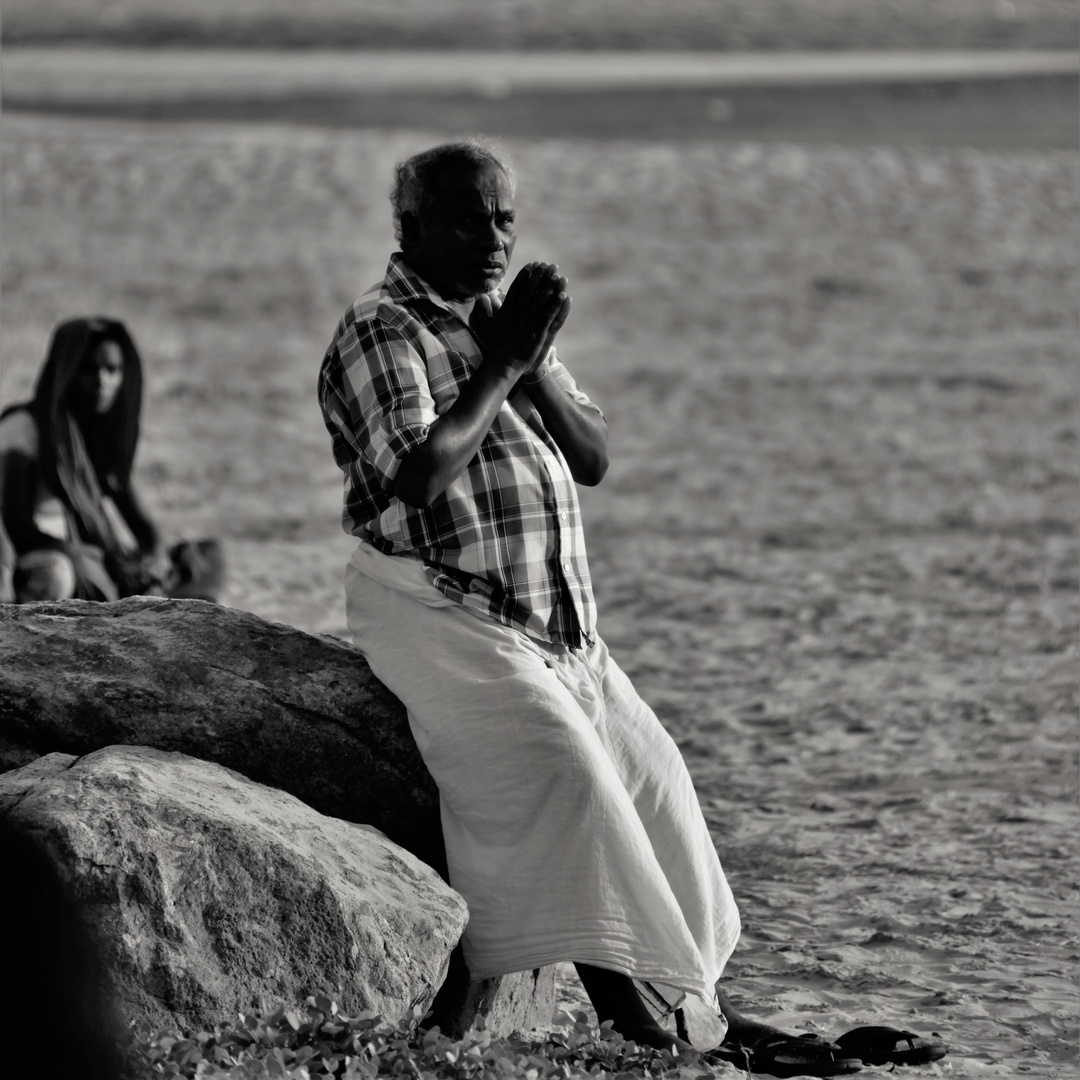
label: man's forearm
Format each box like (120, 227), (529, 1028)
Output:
(393, 260), (586, 506)
(521, 375), (609, 487)
(393, 358), (521, 508)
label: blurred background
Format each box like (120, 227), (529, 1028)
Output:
(2, 2), (1077, 1075)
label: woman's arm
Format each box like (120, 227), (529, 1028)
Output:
(0, 453), (13, 601)
(109, 480), (161, 555)
(0, 518), (15, 603)
(109, 481), (173, 592)
(1, 454), (66, 554)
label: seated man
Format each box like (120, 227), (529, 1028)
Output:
(318, 141), (944, 1078)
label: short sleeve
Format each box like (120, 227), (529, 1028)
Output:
(319, 313), (439, 492)
(544, 347), (604, 416)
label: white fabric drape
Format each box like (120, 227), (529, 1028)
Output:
(344, 543), (740, 1007)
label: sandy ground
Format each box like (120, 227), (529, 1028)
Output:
(1, 88), (1077, 1077)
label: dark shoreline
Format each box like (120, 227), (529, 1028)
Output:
(3, 17), (1076, 53)
(7, 75), (1076, 148)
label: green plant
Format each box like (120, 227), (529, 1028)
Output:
(130, 997), (734, 1079)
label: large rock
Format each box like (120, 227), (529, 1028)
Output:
(0, 598), (555, 1037)
(0, 746), (468, 1036)
(0, 597), (442, 868)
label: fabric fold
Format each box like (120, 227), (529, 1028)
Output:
(345, 549), (740, 1007)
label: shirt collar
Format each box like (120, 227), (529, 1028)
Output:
(384, 252), (455, 313)
(384, 253), (496, 319)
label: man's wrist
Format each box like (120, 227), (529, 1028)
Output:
(519, 355), (552, 386)
(482, 353), (528, 389)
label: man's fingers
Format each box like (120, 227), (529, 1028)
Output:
(469, 293), (497, 337)
(538, 293), (572, 351)
(487, 261), (571, 370)
(504, 263), (566, 316)
(528, 270), (567, 315)
(512, 273), (556, 333)
(542, 281), (570, 326)
(552, 293), (572, 332)
(502, 262), (539, 307)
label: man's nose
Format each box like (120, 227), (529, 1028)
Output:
(477, 218), (506, 251)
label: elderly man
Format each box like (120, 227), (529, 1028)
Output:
(319, 141), (943, 1077)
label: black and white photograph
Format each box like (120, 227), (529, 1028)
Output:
(1, 2), (1077, 1077)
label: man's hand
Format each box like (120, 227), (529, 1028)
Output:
(474, 262), (607, 487)
(396, 263), (577, 509)
(471, 262), (571, 379)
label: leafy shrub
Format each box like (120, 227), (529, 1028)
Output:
(130, 996), (735, 1079)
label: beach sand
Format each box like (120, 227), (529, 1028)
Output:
(1, 109), (1076, 1075)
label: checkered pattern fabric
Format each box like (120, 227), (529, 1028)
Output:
(319, 254), (599, 647)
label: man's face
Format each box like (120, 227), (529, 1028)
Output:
(403, 161), (516, 302)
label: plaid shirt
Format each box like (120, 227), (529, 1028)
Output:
(318, 254), (599, 648)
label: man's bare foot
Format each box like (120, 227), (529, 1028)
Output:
(716, 986), (791, 1048)
(574, 963), (692, 1053)
(616, 1019), (693, 1054)
(721, 1012), (790, 1048)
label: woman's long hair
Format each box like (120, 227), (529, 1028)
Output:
(27, 317), (143, 553)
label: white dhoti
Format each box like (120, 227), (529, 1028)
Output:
(344, 544), (740, 1008)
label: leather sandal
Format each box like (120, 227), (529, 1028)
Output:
(834, 1026), (947, 1067)
(729, 1032), (862, 1078)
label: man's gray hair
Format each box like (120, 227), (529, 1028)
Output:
(391, 139), (515, 245)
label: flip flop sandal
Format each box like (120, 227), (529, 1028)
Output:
(735, 1033), (862, 1078)
(834, 1027), (947, 1067)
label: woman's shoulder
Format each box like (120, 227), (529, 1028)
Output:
(0, 407), (40, 461)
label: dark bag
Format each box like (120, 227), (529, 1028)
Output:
(104, 549), (158, 598)
(167, 539), (225, 602)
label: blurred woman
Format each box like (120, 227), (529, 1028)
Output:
(0, 316), (222, 604)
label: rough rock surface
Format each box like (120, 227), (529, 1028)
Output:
(0, 746), (468, 1035)
(0, 597), (443, 867)
(0, 598), (556, 1036)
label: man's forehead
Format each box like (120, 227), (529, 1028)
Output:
(431, 161), (512, 205)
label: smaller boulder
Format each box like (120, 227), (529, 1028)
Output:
(0, 746), (469, 1038)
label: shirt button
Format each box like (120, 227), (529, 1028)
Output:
(559, 511), (568, 520)
(563, 562), (571, 572)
